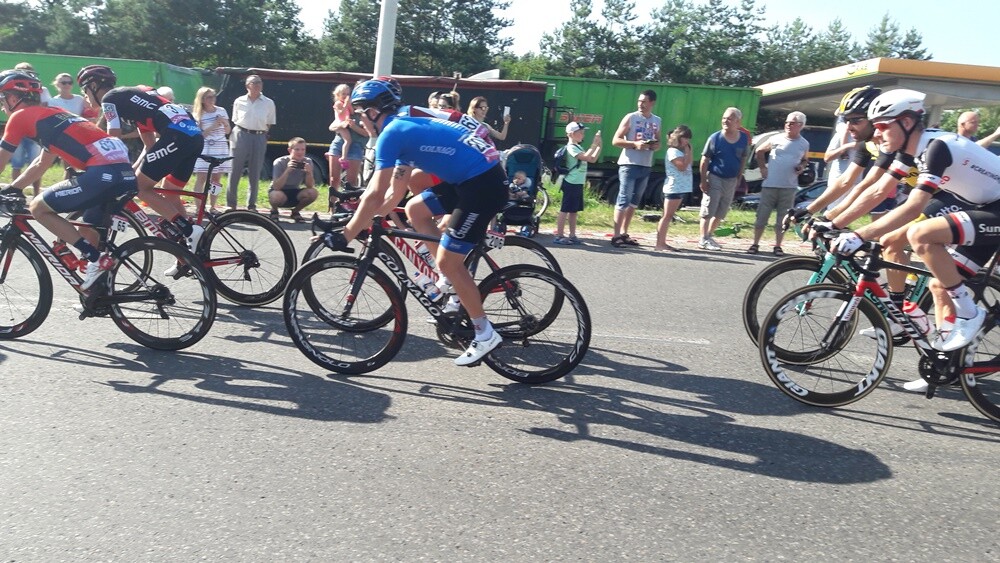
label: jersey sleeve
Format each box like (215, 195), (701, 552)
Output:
(101, 101), (122, 130)
(0, 111), (29, 152)
(914, 139), (953, 195)
(850, 142), (873, 167)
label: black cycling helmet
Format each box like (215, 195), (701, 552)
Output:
(76, 65), (117, 90)
(0, 70), (43, 99)
(835, 86), (881, 118)
(351, 79), (401, 114)
(375, 75), (403, 100)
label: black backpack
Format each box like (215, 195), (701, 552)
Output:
(550, 145), (581, 177)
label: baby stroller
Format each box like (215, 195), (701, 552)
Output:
(500, 144), (544, 237)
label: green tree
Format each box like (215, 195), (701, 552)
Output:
(319, 0), (512, 76)
(861, 13), (931, 60)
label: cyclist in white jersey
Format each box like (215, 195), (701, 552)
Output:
(832, 89), (1000, 351)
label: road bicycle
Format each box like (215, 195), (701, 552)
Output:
(70, 155), (296, 306)
(741, 234), (935, 350)
(757, 239), (1000, 425)
(283, 216), (591, 383)
(0, 194), (216, 350)
(303, 209), (562, 284)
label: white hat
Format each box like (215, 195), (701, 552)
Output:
(565, 121), (586, 134)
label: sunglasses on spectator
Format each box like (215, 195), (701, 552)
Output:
(58, 81), (72, 85)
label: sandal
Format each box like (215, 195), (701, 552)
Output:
(553, 237), (574, 245)
(291, 211), (306, 223)
(773, 246), (785, 257)
(611, 235), (627, 248)
(746, 244), (759, 254)
(269, 209), (280, 220)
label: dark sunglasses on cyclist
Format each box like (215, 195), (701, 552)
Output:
(846, 116), (866, 125)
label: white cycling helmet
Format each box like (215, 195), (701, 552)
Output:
(867, 89), (926, 122)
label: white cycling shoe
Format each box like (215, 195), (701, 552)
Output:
(455, 331), (502, 366)
(186, 225), (205, 253)
(859, 321), (904, 339)
(934, 307), (986, 352)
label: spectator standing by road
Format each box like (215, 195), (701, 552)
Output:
(610, 89), (660, 248)
(268, 137), (317, 223)
(554, 121), (601, 245)
(747, 111), (809, 256)
(698, 107), (750, 251)
(227, 74), (276, 211)
(957, 110), (1000, 148)
(467, 96), (510, 146)
(47, 73), (86, 115)
(192, 87), (231, 213)
(655, 125), (693, 252)
(326, 83), (369, 199)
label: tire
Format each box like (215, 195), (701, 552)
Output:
(477, 265), (591, 384)
(0, 237), (52, 339)
(283, 256), (407, 374)
(533, 187), (550, 221)
(107, 237), (217, 351)
(201, 210), (296, 306)
(957, 274), (1000, 424)
(758, 284), (893, 407)
(742, 255), (850, 346)
(465, 234), (562, 287)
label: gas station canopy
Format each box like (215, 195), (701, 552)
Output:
(756, 58), (1000, 125)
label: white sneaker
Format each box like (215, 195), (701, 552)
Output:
(860, 321), (905, 338)
(902, 378), (929, 392)
(697, 238), (709, 249)
(455, 331), (502, 366)
(186, 224), (205, 253)
(81, 254), (115, 291)
(935, 307), (987, 352)
(703, 237), (722, 251)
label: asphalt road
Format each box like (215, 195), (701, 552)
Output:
(1, 223), (998, 561)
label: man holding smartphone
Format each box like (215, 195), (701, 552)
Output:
(268, 137), (317, 222)
(610, 89), (661, 247)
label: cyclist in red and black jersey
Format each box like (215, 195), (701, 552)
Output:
(0, 69), (138, 290)
(76, 65), (204, 251)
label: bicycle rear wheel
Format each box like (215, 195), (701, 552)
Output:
(465, 234), (562, 285)
(742, 255), (849, 345)
(758, 284), (893, 407)
(958, 274), (1000, 424)
(533, 187), (550, 221)
(107, 238), (217, 350)
(283, 256), (407, 374)
(201, 210), (296, 306)
(0, 237), (52, 339)
(477, 265), (591, 384)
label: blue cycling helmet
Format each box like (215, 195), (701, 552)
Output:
(351, 79), (401, 114)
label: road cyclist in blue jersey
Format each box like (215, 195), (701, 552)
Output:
(327, 79), (509, 366)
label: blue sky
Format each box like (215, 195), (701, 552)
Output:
(300, 0), (998, 68)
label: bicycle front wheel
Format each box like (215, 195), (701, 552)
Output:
(477, 265), (591, 384)
(742, 255), (849, 345)
(283, 256), (407, 374)
(0, 237), (52, 339)
(201, 210), (296, 306)
(107, 238), (217, 350)
(758, 284), (893, 407)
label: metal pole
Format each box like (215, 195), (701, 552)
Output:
(373, 0), (399, 77)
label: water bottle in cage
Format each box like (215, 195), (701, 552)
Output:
(415, 242), (437, 269)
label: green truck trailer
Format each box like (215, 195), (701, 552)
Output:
(533, 75), (761, 208)
(0, 50), (206, 124)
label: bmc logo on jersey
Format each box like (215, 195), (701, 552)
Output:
(130, 94), (158, 109)
(146, 142), (178, 162)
